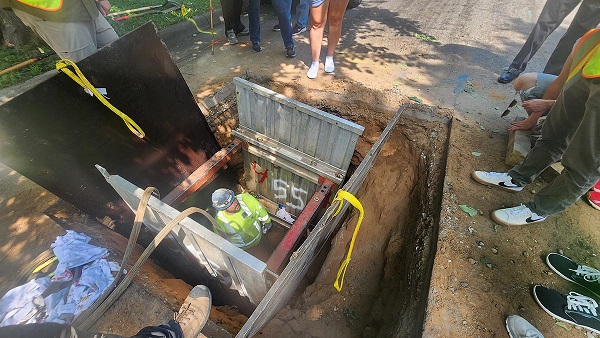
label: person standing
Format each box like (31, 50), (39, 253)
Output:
(0, 0), (118, 62)
(271, 0), (296, 57)
(472, 27), (600, 226)
(306, 0), (350, 79)
(211, 188), (272, 250)
(273, 0), (309, 36)
(219, 0), (249, 45)
(497, 0), (600, 83)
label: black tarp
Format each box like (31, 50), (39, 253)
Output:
(0, 22), (220, 227)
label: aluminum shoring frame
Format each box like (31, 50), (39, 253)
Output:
(233, 127), (345, 184)
(162, 140), (242, 207)
(266, 179), (334, 273)
(236, 105), (406, 338)
(96, 165), (270, 305)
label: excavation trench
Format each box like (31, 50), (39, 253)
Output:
(165, 76), (452, 337)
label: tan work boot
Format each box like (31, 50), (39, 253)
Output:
(175, 285), (212, 338)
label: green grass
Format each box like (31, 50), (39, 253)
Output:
(0, 0), (213, 89)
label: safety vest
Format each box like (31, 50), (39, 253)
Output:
(567, 28), (600, 82)
(214, 194), (270, 250)
(16, 0), (62, 11)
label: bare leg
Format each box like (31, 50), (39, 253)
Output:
(307, 0), (329, 78)
(324, 0), (350, 72)
(325, 0), (350, 57)
(513, 73), (539, 91)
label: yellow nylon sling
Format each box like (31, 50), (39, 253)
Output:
(56, 59), (146, 138)
(332, 189), (365, 292)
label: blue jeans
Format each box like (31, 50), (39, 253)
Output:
(248, 0), (261, 45)
(271, 0), (294, 48)
(295, 0), (309, 27)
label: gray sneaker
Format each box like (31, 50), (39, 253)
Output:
(226, 29), (238, 45)
(506, 315), (544, 338)
(176, 285), (212, 338)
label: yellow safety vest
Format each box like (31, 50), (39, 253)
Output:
(567, 28), (600, 82)
(16, 0), (62, 11)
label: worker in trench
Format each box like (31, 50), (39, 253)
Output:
(211, 188), (276, 259)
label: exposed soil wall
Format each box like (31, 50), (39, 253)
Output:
(203, 75), (452, 336)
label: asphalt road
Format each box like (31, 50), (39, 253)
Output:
(160, 0), (572, 127)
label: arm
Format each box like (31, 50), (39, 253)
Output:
(509, 99), (555, 130)
(96, 0), (111, 16)
(509, 53), (575, 131)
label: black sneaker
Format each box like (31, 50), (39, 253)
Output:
(291, 23), (306, 35)
(533, 285), (600, 334)
(236, 27), (249, 36)
(252, 43), (263, 52)
(272, 24), (281, 31)
(286, 46), (296, 58)
(498, 69), (520, 84)
(546, 253), (600, 298)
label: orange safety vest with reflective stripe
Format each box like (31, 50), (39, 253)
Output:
(567, 28), (600, 82)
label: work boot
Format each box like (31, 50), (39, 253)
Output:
(175, 285), (212, 338)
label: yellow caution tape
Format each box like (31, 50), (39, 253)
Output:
(56, 59), (145, 138)
(332, 189), (364, 292)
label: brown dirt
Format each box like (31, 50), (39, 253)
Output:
(3, 2), (600, 336)
(199, 75), (451, 337)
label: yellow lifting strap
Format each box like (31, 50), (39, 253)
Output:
(56, 59), (145, 138)
(332, 189), (365, 292)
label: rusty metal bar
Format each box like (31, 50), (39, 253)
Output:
(266, 179), (334, 273)
(162, 139), (241, 207)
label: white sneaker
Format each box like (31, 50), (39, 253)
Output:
(506, 315), (544, 338)
(471, 171), (523, 192)
(491, 204), (546, 226)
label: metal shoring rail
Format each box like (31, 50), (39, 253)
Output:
(236, 105), (406, 338)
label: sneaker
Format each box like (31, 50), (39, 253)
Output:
(588, 191), (600, 211)
(252, 43), (263, 52)
(286, 46), (296, 58)
(226, 29), (238, 45)
(505, 315), (544, 338)
(533, 285), (600, 334)
(593, 180), (600, 193)
(175, 285), (212, 338)
(546, 253), (600, 298)
(498, 69), (520, 84)
(471, 171), (524, 192)
(236, 27), (249, 36)
(272, 24), (281, 31)
(491, 204), (546, 226)
(291, 23), (306, 35)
